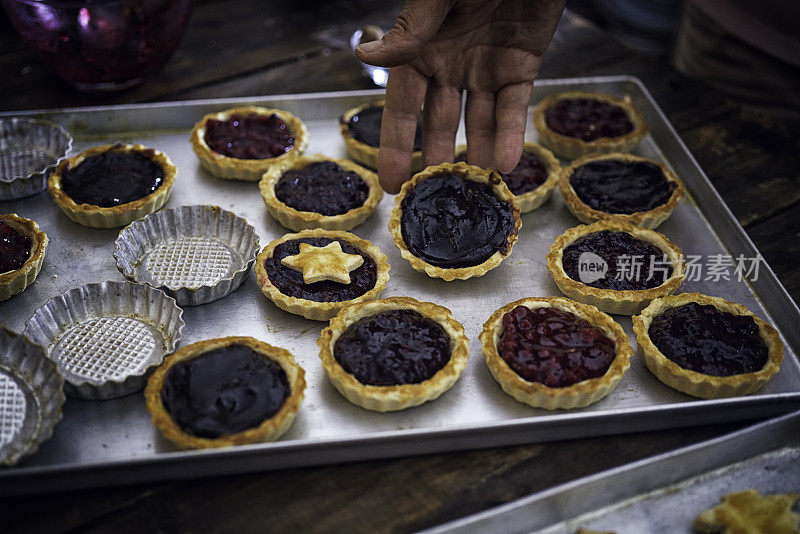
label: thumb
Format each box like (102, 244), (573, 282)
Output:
(355, 0), (452, 68)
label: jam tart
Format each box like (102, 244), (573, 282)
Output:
(317, 297), (469, 412)
(633, 293), (784, 399)
(546, 220), (685, 315)
(259, 154), (382, 231)
(480, 297), (632, 410)
(339, 101), (423, 172)
(559, 152), (685, 229)
(454, 142), (560, 213)
(190, 106), (308, 181)
(254, 228), (390, 321)
(48, 143), (176, 228)
(0, 214), (48, 301)
(389, 162), (522, 281)
(145, 336), (305, 449)
(533, 90), (647, 159)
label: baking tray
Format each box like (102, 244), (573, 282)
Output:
(425, 409), (800, 533)
(0, 76), (798, 495)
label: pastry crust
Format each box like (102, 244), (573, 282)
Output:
(339, 101), (423, 173)
(259, 154), (383, 231)
(190, 106), (309, 181)
(145, 336), (305, 449)
(533, 90), (647, 159)
(632, 293), (784, 399)
(454, 142), (560, 213)
(559, 152), (685, 229)
(317, 296), (469, 412)
(480, 297), (632, 409)
(389, 162), (522, 281)
(254, 228), (390, 321)
(546, 220), (685, 315)
(0, 214), (48, 301)
(48, 144), (177, 228)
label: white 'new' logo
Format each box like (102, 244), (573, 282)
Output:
(577, 252), (608, 283)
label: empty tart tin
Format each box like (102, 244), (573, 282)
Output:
(0, 117), (72, 200)
(0, 327), (65, 466)
(24, 281), (185, 400)
(113, 205), (260, 306)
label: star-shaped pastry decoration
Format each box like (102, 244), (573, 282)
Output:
(281, 241), (364, 284)
(694, 489), (800, 534)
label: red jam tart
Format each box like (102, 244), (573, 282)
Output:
(481, 297), (632, 409)
(318, 297), (469, 412)
(454, 142), (560, 213)
(533, 90), (647, 159)
(633, 293), (784, 399)
(0, 214), (48, 301)
(191, 106), (308, 181)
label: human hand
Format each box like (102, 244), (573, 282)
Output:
(355, 0), (565, 193)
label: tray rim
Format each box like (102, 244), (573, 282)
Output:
(1, 75), (799, 494)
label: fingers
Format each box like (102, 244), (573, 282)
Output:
(422, 84), (462, 167)
(494, 82), (533, 173)
(355, 0), (452, 68)
(378, 65), (428, 194)
(465, 90), (496, 169)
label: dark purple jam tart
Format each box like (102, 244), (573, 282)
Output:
(333, 309), (451, 386)
(455, 149), (547, 195)
(398, 172), (516, 270)
(545, 98), (633, 141)
(0, 219), (32, 273)
(146, 336), (305, 449)
(204, 113), (294, 160)
(59, 145), (164, 207)
(318, 297), (470, 411)
(498, 305), (615, 388)
(633, 294), (784, 398)
(561, 230), (672, 290)
(274, 161), (369, 216)
(480, 297), (632, 409)
(648, 303), (767, 377)
(346, 104), (422, 150)
(533, 91), (646, 159)
(160, 343), (290, 439)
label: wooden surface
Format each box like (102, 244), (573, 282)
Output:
(1, 2), (798, 532)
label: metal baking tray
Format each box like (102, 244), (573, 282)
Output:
(426, 409), (800, 533)
(0, 76), (798, 495)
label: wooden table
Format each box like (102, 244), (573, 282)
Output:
(1, 2), (798, 532)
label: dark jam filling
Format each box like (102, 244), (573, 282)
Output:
(333, 309), (451, 386)
(0, 221), (32, 273)
(648, 302), (768, 376)
(60, 146), (164, 207)
(570, 160), (674, 214)
(204, 113), (294, 159)
(455, 150), (548, 195)
(265, 237), (377, 302)
(274, 161), (369, 216)
(545, 98), (633, 141)
(498, 306), (616, 387)
(400, 174), (515, 268)
(562, 230), (672, 290)
(160, 344), (290, 439)
(347, 105), (423, 151)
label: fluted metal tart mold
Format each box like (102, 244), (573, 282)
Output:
(24, 281), (185, 400)
(113, 205), (260, 306)
(0, 117), (72, 200)
(0, 327), (65, 466)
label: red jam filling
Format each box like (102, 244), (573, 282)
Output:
(333, 310), (450, 386)
(0, 220), (32, 273)
(498, 306), (615, 387)
(204, 113), (294, 159)
(545, 98), (634, 141)
(562, 230), (672, 290)
(648, 302), (768, 376)
(455, 149), (548, 195)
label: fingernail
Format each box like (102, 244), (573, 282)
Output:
(356, 39), (383, 53)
